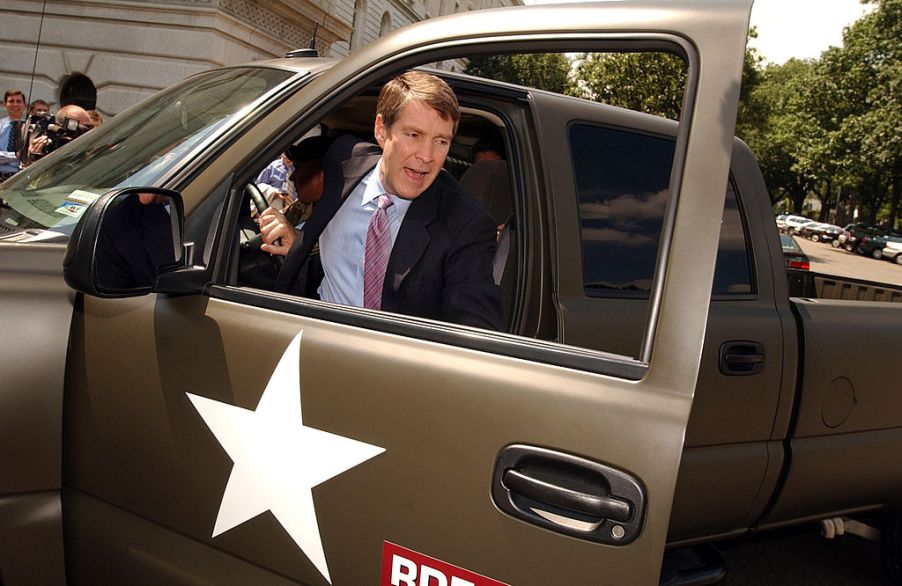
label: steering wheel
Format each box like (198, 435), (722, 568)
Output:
(242, 182), (283, 269)
(246, 182), (269, 215)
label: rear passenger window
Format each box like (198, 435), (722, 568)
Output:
(571, 124), (673, 296)
(571, 123), (752, 298)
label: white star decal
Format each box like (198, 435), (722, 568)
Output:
(187, 331), (385, 584)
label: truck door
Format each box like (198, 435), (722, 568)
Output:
(63, 2), (752, 584)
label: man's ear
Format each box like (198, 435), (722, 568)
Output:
(374, 114), (386, 148)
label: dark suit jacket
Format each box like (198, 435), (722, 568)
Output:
(275, 135), (502, 331)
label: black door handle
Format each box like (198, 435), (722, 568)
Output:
(719, 341), (764, 375)
(492, 444), (645, 545)
(503, 469), (633, 522)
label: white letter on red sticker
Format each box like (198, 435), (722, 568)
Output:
(382, 542), (509, 586)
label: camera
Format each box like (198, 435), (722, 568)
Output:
(22, 112), (87, 160)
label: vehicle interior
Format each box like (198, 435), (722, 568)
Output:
(231, 77), (523, 331)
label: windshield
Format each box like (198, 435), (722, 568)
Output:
(0, 66), (296, 241)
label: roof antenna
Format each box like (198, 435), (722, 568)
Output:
(309, 20), (320, 50)
(285, 18), (324, 58)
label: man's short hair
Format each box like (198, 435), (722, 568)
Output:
(286, 135), (333, 165)
(4, 90), (24, 103)
(30, 99), (49, 110)
(376, 71), (460, 134)
(472, 136), (505, 160)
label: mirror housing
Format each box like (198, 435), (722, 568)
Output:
(64, 188), (185, 298)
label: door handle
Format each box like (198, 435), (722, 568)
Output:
(502, 469), (632, 522)
(719, 341), (764, 376)
(492, 444), (645, 545)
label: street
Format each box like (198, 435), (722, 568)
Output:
(794, 235), (902, 287)
(721, 522), (890, 585)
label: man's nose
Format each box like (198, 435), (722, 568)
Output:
(415, 141), (436, 163)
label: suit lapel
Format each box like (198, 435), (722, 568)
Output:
(386, 179), (440, 293)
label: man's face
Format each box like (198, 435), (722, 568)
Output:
(31, 104), (49, 116)
(374, 100), (453, 200)
(5, 94), (25, 120)
(290, 160), (324, 204)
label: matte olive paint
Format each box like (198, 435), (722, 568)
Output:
(6, 1), (756, 583)
(0, 244), (70, 583)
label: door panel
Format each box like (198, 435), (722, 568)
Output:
(67, 292), (692, 584)
(64, 1), (752, 583)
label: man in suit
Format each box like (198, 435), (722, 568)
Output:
(262, 71), (501, 331)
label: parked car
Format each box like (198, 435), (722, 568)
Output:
(882, 240), (902, 264)
(780, 234), (810, 270)
(782, 214), (814, 234)
(798, 222), (842, 243)
(858, 234), (902, 259)
(835, 222), (884, 252)
(775, 214), (788, 230)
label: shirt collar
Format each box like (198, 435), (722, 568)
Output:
(359, 158), (413, 213)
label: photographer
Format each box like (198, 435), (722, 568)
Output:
(23, 104), (92, 166)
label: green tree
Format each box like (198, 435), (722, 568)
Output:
(571, 51), (686, 120)
(741, 59), (821, 213)
(464, 53), (571, 94)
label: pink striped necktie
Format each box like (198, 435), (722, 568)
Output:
(363, 194), (394, 309)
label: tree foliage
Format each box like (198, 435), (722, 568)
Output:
(463, 4), (901, 227)
(464, 53), (571, 95)
(754, 0), (901, 225)
(571, 52), (686, 120)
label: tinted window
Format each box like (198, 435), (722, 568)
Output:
(572, 123), (752, 297)
(571, 124), (673, 295)
(713, 183), (753, 295)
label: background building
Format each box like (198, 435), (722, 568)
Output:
(0, 0), (519, 118)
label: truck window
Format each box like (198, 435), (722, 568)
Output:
(571, 123), (752, 298)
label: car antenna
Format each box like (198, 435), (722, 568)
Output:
(285, 19), (323, 59)
(309, 20), (320, 50)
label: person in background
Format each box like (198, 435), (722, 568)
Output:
(25, 104), (93, 164)
(86, 110), (104, 129)
(0, 90), (26, 180)
(256, 151), (292, 194)
(29, 100), (50, 116)
(471, 135), (505, 162)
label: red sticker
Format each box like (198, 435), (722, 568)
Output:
(381, 542), (510, 586)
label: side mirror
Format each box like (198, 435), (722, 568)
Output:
(64, 188), (185, 297)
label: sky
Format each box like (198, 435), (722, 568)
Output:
(520, 0), (876, 65)
(749, 0), (876, 64)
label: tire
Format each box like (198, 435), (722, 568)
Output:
(844, 242), (855, 252)
(895, 254), (902, 265)
(882, 511), (902, 583)
(832, 239), (841, 249)
(873, 248), (884, 260)
(810, 234), (819, 242)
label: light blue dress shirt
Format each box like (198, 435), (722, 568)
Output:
(255, 158), (289, 190)
(318, 160), (412, 307)
(0, 117), (21, 174)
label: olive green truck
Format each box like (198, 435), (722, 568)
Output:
(1, 1), (901, 584)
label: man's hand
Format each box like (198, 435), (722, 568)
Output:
(259, 207), (297, 256)
(28, 135), (49, 156)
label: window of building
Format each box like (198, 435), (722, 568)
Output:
(59, 73), (97, 111)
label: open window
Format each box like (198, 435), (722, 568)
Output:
(214, 37), (710, 378)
